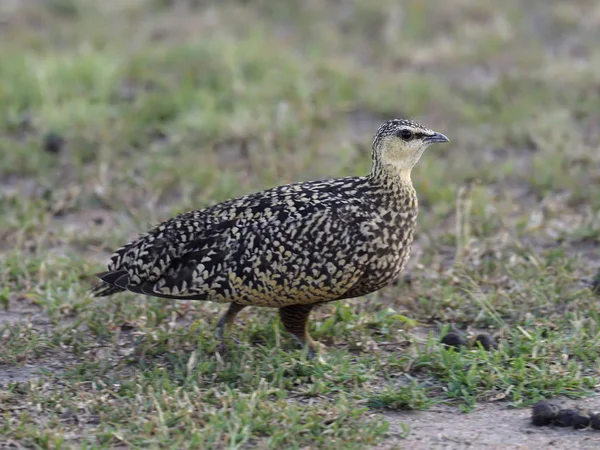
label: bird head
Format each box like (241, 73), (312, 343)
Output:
(371, 119), (449, 180)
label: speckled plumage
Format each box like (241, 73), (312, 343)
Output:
(93, 118), (449, 357)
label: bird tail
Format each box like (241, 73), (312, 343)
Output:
(90, 270), (127, 297)
(90, 282), (124, 297)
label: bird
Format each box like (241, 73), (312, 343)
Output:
(92, 118), (449, 359)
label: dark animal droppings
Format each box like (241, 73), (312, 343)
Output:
(441, 331), (466, 349)
(43, 132), (65, 154)
(531, 401), (560, 426)
(474, 333), (497, 351)
(554, 408), (591, 429)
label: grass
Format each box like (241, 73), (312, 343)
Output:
(1, 0), (600, 448)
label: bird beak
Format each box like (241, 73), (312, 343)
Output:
(425, 132), (449, 144)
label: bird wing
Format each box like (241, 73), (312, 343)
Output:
(97, 200), (369, 305)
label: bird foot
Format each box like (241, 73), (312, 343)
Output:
(307, 347), (326, 364)
(297, 338), (326, 363)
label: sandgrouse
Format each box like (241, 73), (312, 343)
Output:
(93, 119), (449, 358)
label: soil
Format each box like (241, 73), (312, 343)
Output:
(378, 397), (600, 449)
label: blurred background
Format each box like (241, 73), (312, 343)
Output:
(1, 0), (600, 447)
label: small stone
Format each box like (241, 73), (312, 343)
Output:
(441, 331), (466, 349)
(531, 400), (560, 426)
(474, 333), (497, 351)
(43, 132), (65, 154)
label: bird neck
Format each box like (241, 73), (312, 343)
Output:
(368, 162), (418, 212)
(369, 161), (414, 188)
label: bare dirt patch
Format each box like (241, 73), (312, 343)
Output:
(380, 397), (600, 449)
(0, 296), (45, 327)
(0, 363), (50, 385)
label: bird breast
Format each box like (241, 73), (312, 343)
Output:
(345, 189), (418, 298)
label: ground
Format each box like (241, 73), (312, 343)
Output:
(1, 0), (600, 448)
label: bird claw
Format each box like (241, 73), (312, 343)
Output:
(307, 348), (326, 364)
(305, 342), (326, 363)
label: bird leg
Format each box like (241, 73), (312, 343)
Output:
(279, 304), (323, 360)
(215, 302), (246, 353)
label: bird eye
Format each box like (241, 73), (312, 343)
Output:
(398, 129), (413, 141)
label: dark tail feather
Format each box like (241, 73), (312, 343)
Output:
(96, 270), (128, 284)
(91, 282), (125, 297)
(91, 270), (129, 297)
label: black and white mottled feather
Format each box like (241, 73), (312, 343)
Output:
(92, 118), (449, 355)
